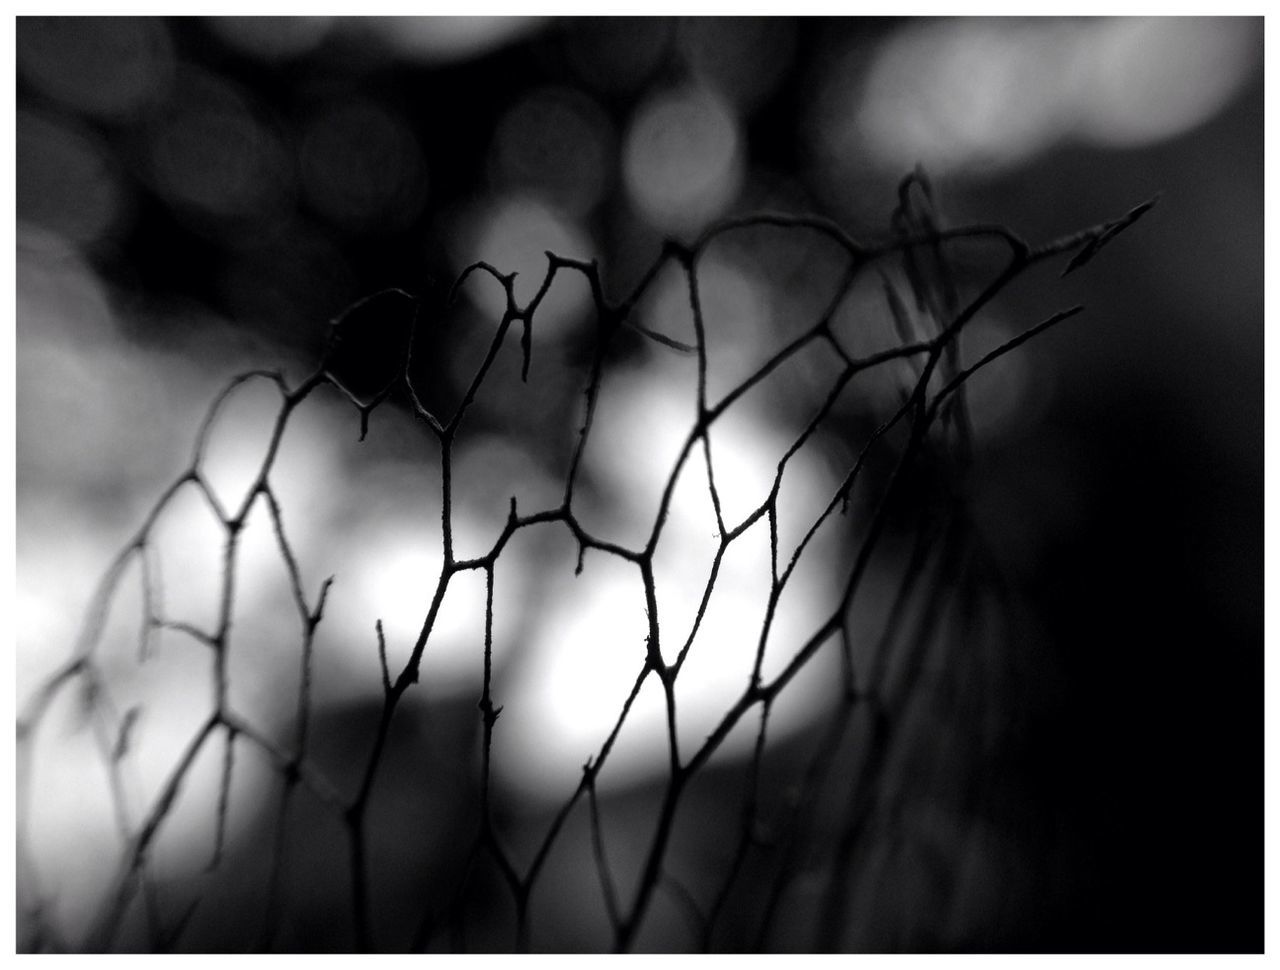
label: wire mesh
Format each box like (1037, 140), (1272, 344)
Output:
(16, 173), (1155, 953)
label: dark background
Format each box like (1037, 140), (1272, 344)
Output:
(16, 17), (1263, 952)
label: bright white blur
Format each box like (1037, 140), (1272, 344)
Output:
(16, 212), (852, 931)
(812, 17), (1260, 182)
(493, 358), (847, 798)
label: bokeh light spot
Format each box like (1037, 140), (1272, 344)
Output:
(17, 17), (174, 120)
(623, 85), (743, 235)
(678, 16), (797, 112)
(356, 16), (545, 63)
(300, 98), (429, 232)
(17, 111), (123, 248)
(488, 86), (613, 216)
(145, 69), (292, 227)
(204, 16), (335, 61)
(563, 17), (672, 95)
(812, 17), (1261, 184)
(453, 196), (594, 341)
(1073, 18), (1261, 147)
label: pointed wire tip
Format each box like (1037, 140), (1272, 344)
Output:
(1061, 194), (1160, 277)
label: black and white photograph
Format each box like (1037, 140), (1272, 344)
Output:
(13, 14), (1264, 953)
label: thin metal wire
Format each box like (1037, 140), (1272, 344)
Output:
(15, 194), (1153, 953)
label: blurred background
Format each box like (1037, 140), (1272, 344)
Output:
(16, 16), (1262, 952)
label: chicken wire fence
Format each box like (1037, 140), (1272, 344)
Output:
(16, 173), (1154, 952)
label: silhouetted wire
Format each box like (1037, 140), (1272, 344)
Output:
(15, 184), (1155, 952)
